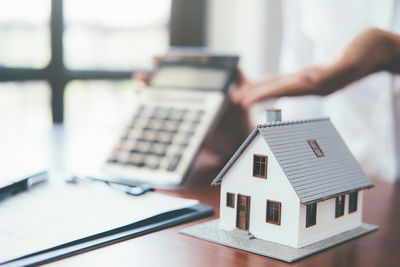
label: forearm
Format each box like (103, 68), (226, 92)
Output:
(382, 31), (400, 73)
(314, 29), (400, 95)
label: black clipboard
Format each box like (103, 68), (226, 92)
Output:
(1, 204), (213, 267)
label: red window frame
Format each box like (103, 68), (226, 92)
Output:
(226, 192), (235, 208)
(253, 154), (268, 178)
(308, 139), (324, 157)
(266, 200), (281, 225)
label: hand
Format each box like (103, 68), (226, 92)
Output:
(232, 28), (400, 108)
(131, 55), (161, 83)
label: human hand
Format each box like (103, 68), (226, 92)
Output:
(232, 66), (327, 108)
(232, 28), (400, 108)
(131, 56), (161, 83)
(131, 56), (160, 92)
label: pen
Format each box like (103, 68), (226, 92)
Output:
(0, 170), (49, 201)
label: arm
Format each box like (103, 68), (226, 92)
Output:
(232, 28), (400, 108)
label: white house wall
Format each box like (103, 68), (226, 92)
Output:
(298, 191), (364, 247)
(219, 134), (301, 248)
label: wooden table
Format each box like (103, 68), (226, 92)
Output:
(47, 147), (400, 267)
(3, 123), (399, 266)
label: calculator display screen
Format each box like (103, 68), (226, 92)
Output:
(149, 66), (229, 91)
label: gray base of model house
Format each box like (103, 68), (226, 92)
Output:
(180, 219), (378, 263)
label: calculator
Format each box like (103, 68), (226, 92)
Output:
(102, 52), (239, 186)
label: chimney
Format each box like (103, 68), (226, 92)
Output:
(266, 108), (282, 123)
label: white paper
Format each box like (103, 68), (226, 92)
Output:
(0, 179), (198, 263)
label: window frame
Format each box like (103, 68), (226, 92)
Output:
(253, 154), (268, 179)
(306, 203), (317, 227)
(0, 0), (206, 123)
(335, 195), (345, 218)
(307, 139), (324, 157)
(226, 192), (235, 208)
(266, 200), (281, 225)
(349, 191), (358, 213)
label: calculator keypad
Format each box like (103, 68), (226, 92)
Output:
(107, 105), (204, 172)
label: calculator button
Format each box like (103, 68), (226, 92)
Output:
(145, 155), (161, 170)
(120, 132), (130, 140)
(140, 130), (158, 141)
(145, 119), (164, 131)
(127, 129), (140, 139)
(129, 153), (146, 167)
(151, 143), (167, 157)
(167, 154), (182, 171)
(168, 109), (187, 121)
(135, 141), (152, 154)
(185, 110), (204, 122)
(117, 151), (131, 164)
(107, 157), (118, 164)
(179, 122), (197, 135)
(158, 132), (174, 144)
(152, 107), (170, 120)
(177, 133), (193, 147)
(162, 120), (181, 132)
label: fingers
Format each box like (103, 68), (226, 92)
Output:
(239, 76), (308, 108)
(232, 69), (325, 108)
(131, 55), (160, 83)
(132, 72), (150, 83)
(231, 73), (282, 104)
(152, 55), (161, 64)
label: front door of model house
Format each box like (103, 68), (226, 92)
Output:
(236, 194), (250, 230)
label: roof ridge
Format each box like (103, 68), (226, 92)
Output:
(257, 117), (330, 128)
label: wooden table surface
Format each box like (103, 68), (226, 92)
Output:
(3, 121), (399, 267)
(48, 147), (400, 267)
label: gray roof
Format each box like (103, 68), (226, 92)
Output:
(211, 118), (373, 204)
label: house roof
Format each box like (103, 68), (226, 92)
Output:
(211, 118), (373, 204)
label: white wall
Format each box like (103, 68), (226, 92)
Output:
(219, 134), (300, 248)
(298, 191), (364, 247)
(206, 0), (282, 79)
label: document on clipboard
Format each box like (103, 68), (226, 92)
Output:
(0, 177), (212, 266)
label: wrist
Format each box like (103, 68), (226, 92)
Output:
(379, 31), (400, 73)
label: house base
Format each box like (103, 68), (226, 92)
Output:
(180, 219), (378, 263)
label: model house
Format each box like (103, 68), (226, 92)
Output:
(211, 109), (373, 248)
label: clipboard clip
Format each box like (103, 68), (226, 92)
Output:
(66, 175), (154, 196)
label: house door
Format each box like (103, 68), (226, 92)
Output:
(236, 194), (251, 231)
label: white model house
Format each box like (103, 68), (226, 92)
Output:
(211, 109), (373, 248)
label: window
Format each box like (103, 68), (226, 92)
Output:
(307, 139), (324, 157)
(266, 200), (281, 225)
(0, 0), (51, 68)
(253, 154), (268, 178)
(349, 191), (358, 213)
(335, 195), (345, 218)
(0, 0), (206, 124)
(64, 0), (170, 70)
(0, 81), (52, 131)
(306, 203), (317, 227)
(226, 193), (235, 208)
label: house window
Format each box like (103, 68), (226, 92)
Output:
(253, 154), (268, 178)
(335, 195), (345, 218)
(306, 203), (317, 227)
(307, 139), (324, 157)
(226, 193), (235, 208)
(266, 200), (281, 225)
(349, 191), (358, 213)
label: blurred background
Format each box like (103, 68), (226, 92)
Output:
(0, 0), (398, 181)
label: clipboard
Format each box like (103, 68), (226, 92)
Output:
(1, 204), (213, 267)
